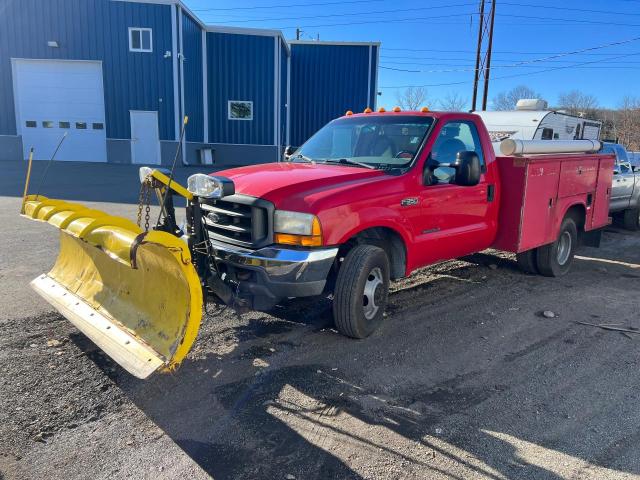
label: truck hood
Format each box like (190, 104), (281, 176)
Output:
(214, 162), (386, 207)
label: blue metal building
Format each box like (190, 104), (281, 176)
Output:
(0, 0), (378, 165)
(289, 41), (380, 148)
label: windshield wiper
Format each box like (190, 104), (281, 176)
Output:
(292, 153), (314, 163)
(324, 158), (376, 169)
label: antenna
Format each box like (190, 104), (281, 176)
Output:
(34, 132), (68, 200)
(156, 116), (189, 228)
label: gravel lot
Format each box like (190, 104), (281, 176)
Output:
(1, 165), (640, 479)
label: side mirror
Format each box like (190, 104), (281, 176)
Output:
(283, 145), (295, 162)
(453, 151), (482, 186)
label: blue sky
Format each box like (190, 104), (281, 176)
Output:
(183, 0), (640, 110)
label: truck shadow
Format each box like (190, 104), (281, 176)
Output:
(97, 240), (640, 480)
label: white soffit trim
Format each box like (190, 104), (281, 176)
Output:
(202, 29), (208, 144)
(171, 3), (179, 140)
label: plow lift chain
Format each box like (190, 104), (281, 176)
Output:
(136, 178), (152, 232)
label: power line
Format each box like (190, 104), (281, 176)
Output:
(382, 36), (640, 71)
(206, 2), (477, 24)
(239, 12), (640, 30)
(380, 52), (640, 59)
(192, 0), (387, 12)
(501, 1), (640, 16)
(380, 52), (640, 89)
(501, 13), (640, 27)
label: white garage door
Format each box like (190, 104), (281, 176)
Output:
(13, 59), (107, 162)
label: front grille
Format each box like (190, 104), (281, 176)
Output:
(200, 195), (272, 248)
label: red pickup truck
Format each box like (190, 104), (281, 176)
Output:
(187, 110), (614, 339)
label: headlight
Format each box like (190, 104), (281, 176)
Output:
(139, 166), (153, 183)
(274, 210), (323, 247)
(187, 174), (235, 199)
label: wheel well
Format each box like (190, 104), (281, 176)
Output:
(565, 204), (586, 232)
(338, 227), (407, 280)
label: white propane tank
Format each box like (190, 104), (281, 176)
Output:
(500, 139), (602, 156)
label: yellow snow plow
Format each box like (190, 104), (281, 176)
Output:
(21, 170), (203, 379)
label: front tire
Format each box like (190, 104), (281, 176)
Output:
(333, 245), (390, 339)
(536, 217), (578, 277)
(623, 208), (640, 231)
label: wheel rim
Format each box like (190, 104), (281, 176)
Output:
(363, 267), (384, 320)
(557, 231), (572, 265)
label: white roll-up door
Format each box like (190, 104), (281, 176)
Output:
(13, 59), (107, 162)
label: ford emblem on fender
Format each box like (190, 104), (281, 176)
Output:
(207, 212), (221, 224)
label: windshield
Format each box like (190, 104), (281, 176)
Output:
(295, 115), (435, 168)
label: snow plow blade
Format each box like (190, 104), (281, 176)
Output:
(22, 195), (202, 379)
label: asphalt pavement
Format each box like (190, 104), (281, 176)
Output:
(1, 162), (640, 479)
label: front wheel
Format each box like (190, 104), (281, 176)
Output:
(333, 245), (390, 339)
(536, 217), (578, 277)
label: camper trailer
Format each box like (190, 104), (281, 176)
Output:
(475, 99), (602, 153)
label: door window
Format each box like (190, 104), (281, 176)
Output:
(431, 121), (485, 183)
(541, 128), (553, 140)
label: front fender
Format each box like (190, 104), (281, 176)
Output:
(319, 205), (415, 273)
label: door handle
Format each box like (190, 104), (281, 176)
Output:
(487, 184), (495, 202)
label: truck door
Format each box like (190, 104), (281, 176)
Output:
(611, 153), (634, 211)
(414, 120), (495, 265)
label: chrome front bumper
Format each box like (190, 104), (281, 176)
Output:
(209, 238), (338, 299)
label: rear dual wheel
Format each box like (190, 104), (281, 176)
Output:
(333, 245), (390, 339)
(535, 217), (578, 277)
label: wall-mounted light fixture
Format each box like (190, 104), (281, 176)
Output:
(47, 41), (59, 48)
(164, 50), (172, 58)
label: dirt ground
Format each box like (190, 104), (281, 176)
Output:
(1, 193), (640, 480)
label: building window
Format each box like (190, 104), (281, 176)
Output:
(541, 128), (553, 140)
(228, 101), (253, 121)
(25, 121), (37, 128)
(92, 123), (104, 130)
(129, 28), (152, 53)
(76, 122), (87, 129)
(59, 121), (70, 129)
(42, 121), (54, 128)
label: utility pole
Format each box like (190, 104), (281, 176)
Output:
(481, 0), (496, 110)
(471, 0), (496, 111)
(471, 0), (485, 112)
(296, 28), (301, 40)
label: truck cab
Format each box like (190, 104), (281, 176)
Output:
(604, 142), (640, 230)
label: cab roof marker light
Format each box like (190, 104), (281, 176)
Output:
(378, 107), (386, 113)
(345, 110), (354, 116)
(421, 107), (430, 112)
(393, 106), (402, 112)
(363, 107), (373, 113)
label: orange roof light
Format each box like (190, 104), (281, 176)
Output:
(363, 107), (373, 113)
(345, 110), (354, 116)
(393, 106), (401, 112)
(378, 107), (386, 113)
(421, 107), (430, 112)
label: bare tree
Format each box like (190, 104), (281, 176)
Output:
(395, 87), (428, 111)
(557, 90), (599, 118)
(616, 96), (640, 150)
(492, 85), (542, 111)
(438, 91), (469, 112)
